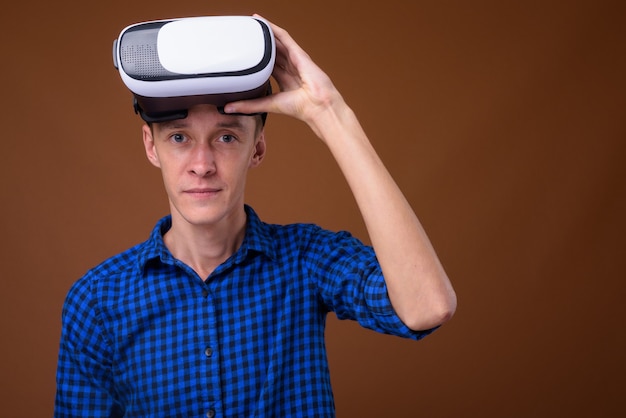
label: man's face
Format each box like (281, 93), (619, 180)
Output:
(142, 104), (266, 228)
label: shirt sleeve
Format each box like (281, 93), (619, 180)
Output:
(55, 273), (124, 417)
(303, 226), (437, 340)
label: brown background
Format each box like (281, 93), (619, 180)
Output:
(1, 0), (624, 416)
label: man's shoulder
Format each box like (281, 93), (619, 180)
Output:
(61, 240), (148, 315)
(70, 241), (146, 291)
(260, 219), (329, 243)
(90, 241), (146, 276)
(79, 215), (169, 284)
(261, 219), (366, 258)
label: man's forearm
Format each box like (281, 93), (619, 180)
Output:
(310, 97), (457, 331)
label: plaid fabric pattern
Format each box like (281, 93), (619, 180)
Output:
(55, 206), (433, 417)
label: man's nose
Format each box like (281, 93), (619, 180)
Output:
(189, 144), (216, 176)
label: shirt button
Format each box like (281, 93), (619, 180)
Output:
(204, 346), (213, 357)
(206, 409), (216, 418)
(201, 289), (209, 298)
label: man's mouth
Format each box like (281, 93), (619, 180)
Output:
(185, 187), (221, 196)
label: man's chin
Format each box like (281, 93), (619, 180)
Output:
(171, 205), (245, 229)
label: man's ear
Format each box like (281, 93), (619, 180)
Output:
(142, 124), (161, 168)
(249, 131), (267, 168)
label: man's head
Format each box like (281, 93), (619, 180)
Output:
(142, 104), (266, 228)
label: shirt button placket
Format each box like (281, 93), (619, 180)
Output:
(202, 286), (222, 418)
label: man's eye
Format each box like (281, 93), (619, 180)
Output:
(219, 134), (236, 143)
(171, 133), (186, 143)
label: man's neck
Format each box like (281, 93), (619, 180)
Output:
(163, 209), (247, 280)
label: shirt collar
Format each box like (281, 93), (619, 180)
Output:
(238, 204), (277, 262)
(137, 205), (276, 275)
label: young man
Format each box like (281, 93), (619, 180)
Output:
(55, 16), (456, 417)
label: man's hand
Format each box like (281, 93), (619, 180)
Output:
(223, 15), (345, 139)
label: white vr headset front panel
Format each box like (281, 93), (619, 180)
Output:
(158, 17), (266, 75)
(115, 16), (275, 99)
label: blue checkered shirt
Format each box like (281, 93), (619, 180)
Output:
(55, 205), (434, 417)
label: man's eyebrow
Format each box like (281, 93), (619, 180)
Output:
(155, 120), (189, 131)
(156, 118), (247, 130)
(215, 119), (247, 130)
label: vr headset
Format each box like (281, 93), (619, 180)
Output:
(113, 16), (275, 123)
